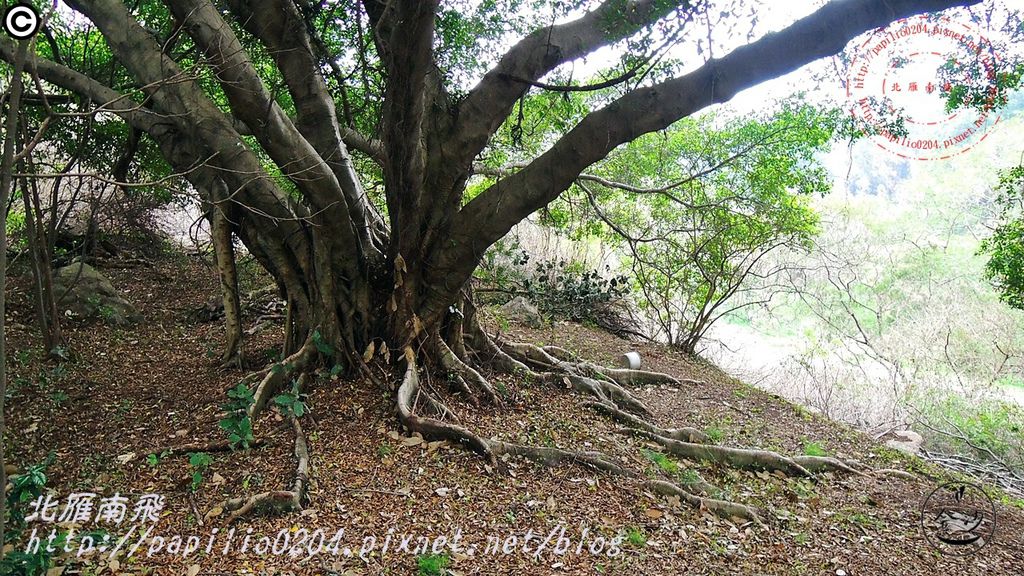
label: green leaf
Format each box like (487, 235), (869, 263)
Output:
(312, 329), (334, 355)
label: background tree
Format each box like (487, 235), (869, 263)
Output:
(564, 102), (835, 351)
(981, 164), (1024, 309)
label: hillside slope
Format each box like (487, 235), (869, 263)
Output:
(4, 251), (1022, 575)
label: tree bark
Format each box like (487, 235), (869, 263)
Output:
(0, 35), (29, 561)
(17, 170), (64, 354)
(209, 195), (243, 367)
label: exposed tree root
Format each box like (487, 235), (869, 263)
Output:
(577, 361), (682, 388)
(872, 468), (922, 482)
(646, 480), (764, 526)
(397, 353), (493, 458)
(463, 297), (531, 375)
(497, 341), (653, 416)
(583, 400), (708, 443)
(435, 334), (500, 405)
(417, 384), (462, 422)
(489, 441), (629, 475)
(150, 437), (266, 457)
(629, 430), (813, 476)
(791, 455), (866, 476)
(248, 341), (316, 419)
(538, 345), (682, 388)
(395, 348), (824, 526)
(544, 372), (651, 417)
(206, 416), (309, 525)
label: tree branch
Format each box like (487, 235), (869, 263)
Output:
(452, 0), (694, 171)
(425, 0), (978, 321)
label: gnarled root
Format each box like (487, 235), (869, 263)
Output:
(791, 455), (866, 476)
(397, 351), (764, 525)
(489, 441), (630, 475)
(207, 416), (309, 525)
(497, 341), (652, 416)
(464, 298), (531, 375)
(646, 480), (764, 527)
(435, 334), (500, 405)
(583, 400), (708, 443)
(248, 341), (316, 420)
(151, 437), (266, 457)
(537, 345), (682, 388)
(401, 330), (869, 528)
(629, 430), (813, 476)
(577, 361), (682, 388)
(543, 372), (651, 417)
(397, 352), (492, 458)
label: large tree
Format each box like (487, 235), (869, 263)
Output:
(0, 0), (986, 522)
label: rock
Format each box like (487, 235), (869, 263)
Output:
(885, 429), (924, 455)
(53, 262), (142, 326)
(499, 295), (544, 328)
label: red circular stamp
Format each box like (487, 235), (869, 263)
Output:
(845, 15), (1001, 161)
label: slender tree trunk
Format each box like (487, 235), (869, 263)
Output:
(210, 201), (242, 367)
(0, 36), (29, 561)
(18, 171), (63, 354)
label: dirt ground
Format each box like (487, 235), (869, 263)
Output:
(4, 250), (1023, 575)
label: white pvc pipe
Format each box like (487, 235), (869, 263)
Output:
(620, 351), (641, 370)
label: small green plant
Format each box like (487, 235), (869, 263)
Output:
(49, 389), (69, 406)
(642, 449), (679, 475)
(188, 452), (213, 492)
(791, 478), (816, 500)
(495, 381), (509, 398)
(704, 425), (724, 443)
(311, 329), (334, 356)
(147, 453), (160, 467)
(842, 511), (881, 529)
(625, 527), (646, 547)
(792, 404), (814, 421)
(273, 380), (309, 418)
(13, 348), (34, 366)
(793, 531), (810, 545)
(678, 469), (701, 485)
(377, 443), (394, 458)
(219, 383), (256, 449)
(1, 453), (67, 575)
(98, 304), (117, 321)
(416, 553), (449, 576)
(802, 441), (828, 457)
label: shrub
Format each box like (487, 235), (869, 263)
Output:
(1, 454), (66, 575)
(188, 452), (213, 492)
(219, 383), (256, 449)
(477, 246), (636, 336)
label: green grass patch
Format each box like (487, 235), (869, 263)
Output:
(625, 527), (647, 547)
(642, 449), (679, 475)
(802, 441), (828, 457)
(417, 553), (449, 576)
